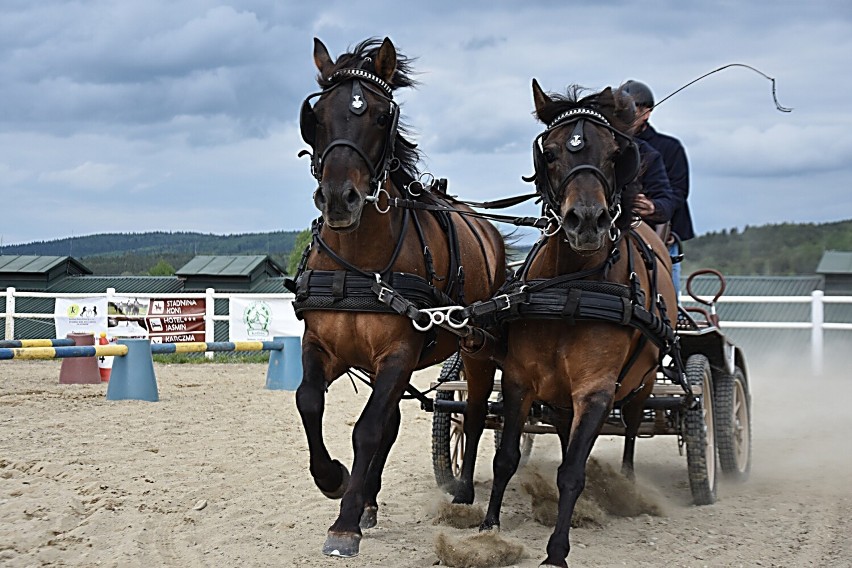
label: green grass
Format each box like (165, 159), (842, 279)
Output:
(152, 352), (270, 364)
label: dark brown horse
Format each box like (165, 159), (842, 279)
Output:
(292, 37), (505, 558)
(479, 82), (678, 567)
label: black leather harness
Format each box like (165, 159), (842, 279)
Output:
(285, 186), (470, 327)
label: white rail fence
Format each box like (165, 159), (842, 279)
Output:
(4, 287), (852, 375)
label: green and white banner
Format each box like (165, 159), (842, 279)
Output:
(228, 297), (303, 341)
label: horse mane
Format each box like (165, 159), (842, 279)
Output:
(534, 85), (640, 231)
(533, 84), (636, 136)
(317, 38), (421, 179)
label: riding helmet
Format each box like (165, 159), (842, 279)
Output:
(621, 80), (655, 108)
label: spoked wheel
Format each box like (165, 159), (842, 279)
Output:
(684, 354), (718, 505)
(714, 366), (752, 481)
(432, 353), (466, 492)
(493, 394), (535, 469)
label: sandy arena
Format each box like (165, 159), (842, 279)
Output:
(1, 357), (851, 567)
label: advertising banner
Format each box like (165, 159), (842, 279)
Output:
(228, 297), (304, 341)
(54, 297), (108, 338)
(109, 296), (207, 343)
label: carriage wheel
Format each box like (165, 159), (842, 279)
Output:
(493, 394), (535, 469)
(713, 366), (752, 481)
(432, 353), (465, 492)
(684, 354), (718, 505)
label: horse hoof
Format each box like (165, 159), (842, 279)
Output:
(479, 521), (499, 533)
(319, 460), (350, 500)
(540, 560), (568, 568)
(322, 532), (361, 557)
(360, 506), (378, 529)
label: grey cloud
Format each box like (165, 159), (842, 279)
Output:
(1, 1), (851, 244)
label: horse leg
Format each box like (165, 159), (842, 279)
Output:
(620, 396), (645, 481)
(453, 357), (496, 505)
(359, 405), (401, 529)
(295, 343), (349, 498)
(542, 389), (613, 568)
(323, 355), (412, 557)
(480, 377), (532, 532)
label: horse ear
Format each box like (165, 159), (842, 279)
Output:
(374, 37), (397, 84)
(313, 37), (334, 78)
(598, 86), (615, 111)
(612, 87), (638, 136)
(532, 79), (551, 121)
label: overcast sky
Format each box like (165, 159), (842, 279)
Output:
(1, 0), (850, 246)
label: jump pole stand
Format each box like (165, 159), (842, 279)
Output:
(59, 332), (102, 385)
(106, 338), (159, 402)
(266, 336), (302, 391)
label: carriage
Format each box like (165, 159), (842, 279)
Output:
(429, 267), (753, 506)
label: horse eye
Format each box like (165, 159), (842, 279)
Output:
(543, 149), (557, 163)
(377, 113), (389, 127)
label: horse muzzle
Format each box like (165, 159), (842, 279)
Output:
(561, 203), (610, 252)
(314, 183), (366, 232)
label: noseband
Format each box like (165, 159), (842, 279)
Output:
(299, 66), (401, 199)
(529, 107), (640, 236)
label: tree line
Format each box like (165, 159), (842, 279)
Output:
(2, 219), (850, 276)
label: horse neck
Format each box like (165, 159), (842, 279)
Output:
(531, 236), (615, 280)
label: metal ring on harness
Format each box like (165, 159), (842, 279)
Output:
(542, 207), (563, 237)
(411, 306), (470, 332)
(365, 188), (391, 214)
(407, 180), (424, 197)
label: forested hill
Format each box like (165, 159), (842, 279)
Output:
(682, 219), (852, 276)
(2, 231), (301, 276)
(2, 219), (851, 276)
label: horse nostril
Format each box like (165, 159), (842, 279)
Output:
(595, 208), (610, 231)
(564, 209), (582, 231)
(343, 188), (362, 207)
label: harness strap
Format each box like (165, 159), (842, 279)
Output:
(311, 210), (411, 280)
(292, 270), (453, 318)
(381, 196), (549, 229)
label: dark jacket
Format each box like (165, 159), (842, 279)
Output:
(637, 124), (695, 241)
(636, 138), (677, 224)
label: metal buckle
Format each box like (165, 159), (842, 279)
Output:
(495, 294), (512, 311)
(377, 286), (393, 304)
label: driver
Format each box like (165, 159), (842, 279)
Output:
(620, 80), (694, 300)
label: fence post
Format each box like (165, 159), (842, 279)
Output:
(205, 288), (215, 360)
(106, 287), (115, 333)
(811, 290), (824, 377)
(5, 287), (15, 340)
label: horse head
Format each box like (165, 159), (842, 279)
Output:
(530, 80), (640, 253)
(300, 37), (416, 232)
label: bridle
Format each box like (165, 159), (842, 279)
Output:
(299, 66), (402, 203)
(529, 107), (640, 239)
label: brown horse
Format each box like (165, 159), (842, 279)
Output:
(478, 82), (678, 567)
(292, 37), (505, 558)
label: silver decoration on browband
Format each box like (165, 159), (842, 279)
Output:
(329, 68), (393, 98)
(352, 95), (364, 109)
(547, 107), (610, 130)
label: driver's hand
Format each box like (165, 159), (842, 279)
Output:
(634, 193), (656, 218)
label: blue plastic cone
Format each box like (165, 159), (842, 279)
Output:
(266, 336), (303, 391)
(106, 338), (159, 402)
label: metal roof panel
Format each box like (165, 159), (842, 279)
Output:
(816, 251), (852, 274)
